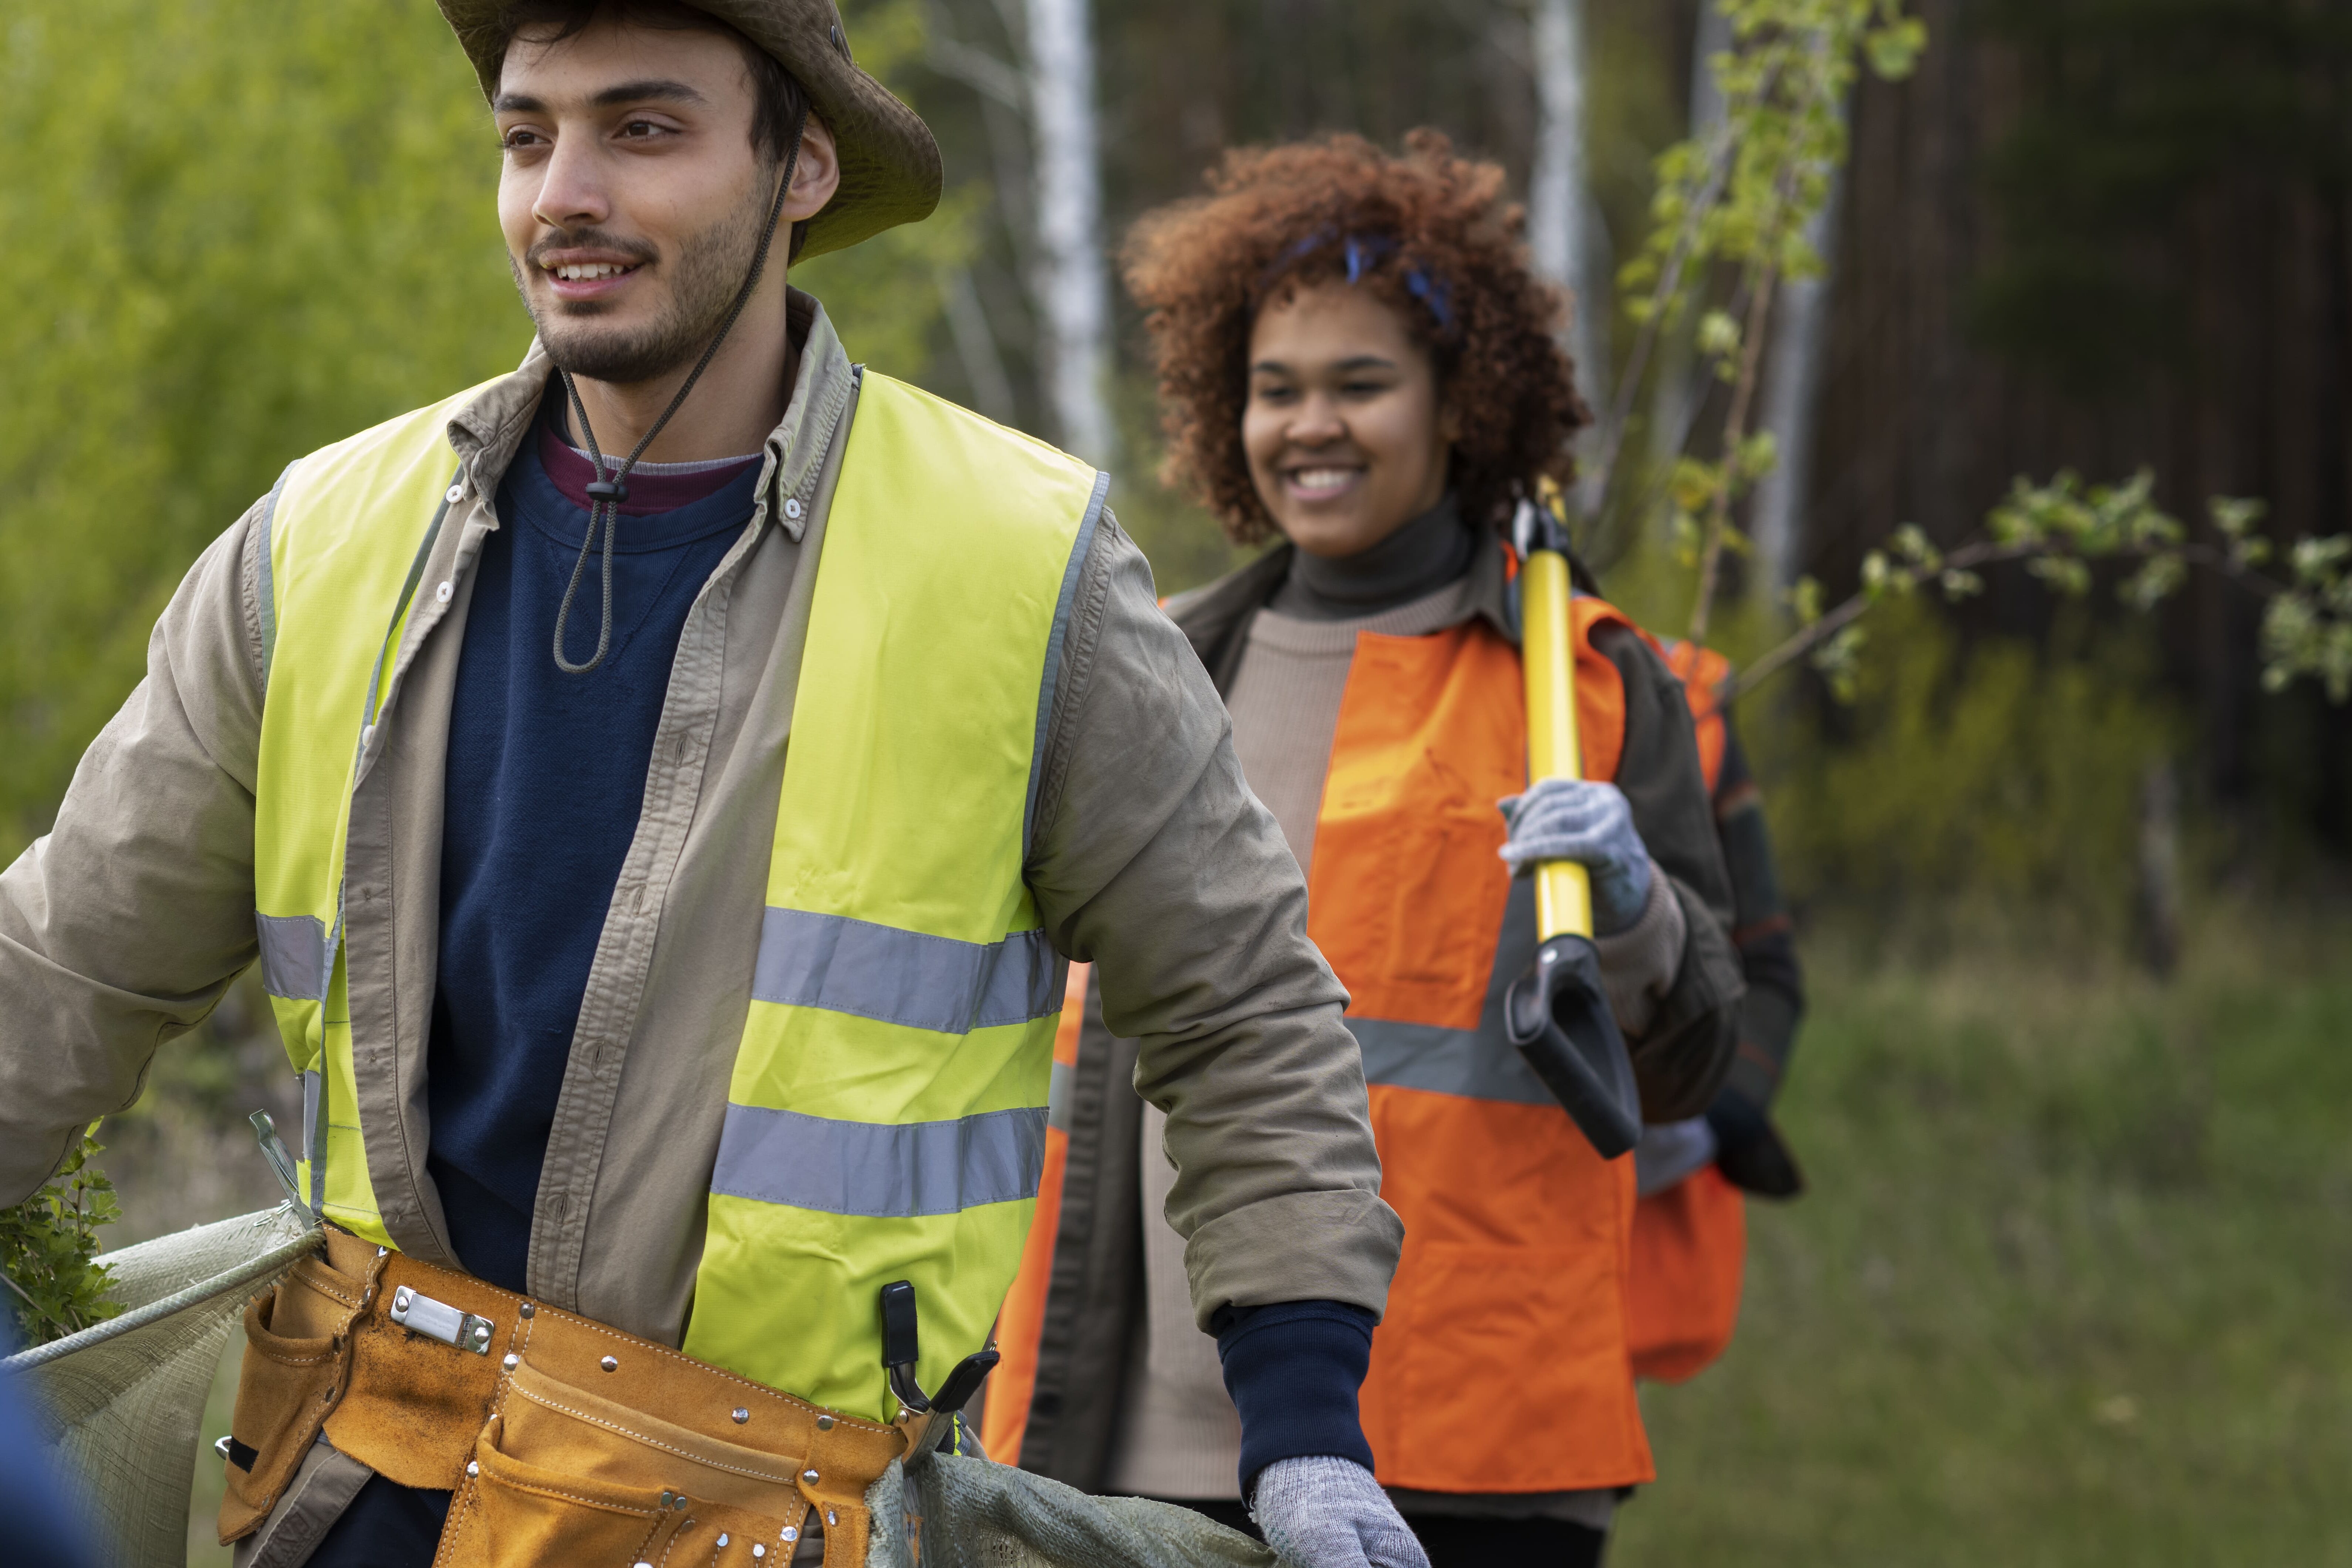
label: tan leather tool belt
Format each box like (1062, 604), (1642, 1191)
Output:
(220, 1229), (905, 1567)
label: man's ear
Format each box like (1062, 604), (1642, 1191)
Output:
(783, 115), (841, 225)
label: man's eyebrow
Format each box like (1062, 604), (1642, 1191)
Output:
(492, 80), (708, 114)
(593, 78), (708, 108)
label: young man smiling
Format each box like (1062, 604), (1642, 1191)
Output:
(0, 5), (1423, 1566)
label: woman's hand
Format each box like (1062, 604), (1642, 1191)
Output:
(1496, 778), (1655, 935)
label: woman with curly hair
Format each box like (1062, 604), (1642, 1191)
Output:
(983, 133), (1745, 1566)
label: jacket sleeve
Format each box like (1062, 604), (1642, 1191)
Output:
(1025, 514), (1403, 1330)
(0, 504), (271, 1204)
(1593, 624), (1745, 1121)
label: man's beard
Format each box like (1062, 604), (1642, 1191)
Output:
(517, 175), (775, 387)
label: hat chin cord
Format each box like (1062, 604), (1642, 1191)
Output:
(550, 107), (809, 677)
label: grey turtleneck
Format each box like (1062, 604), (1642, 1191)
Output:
(1269, 492), (1478, 620)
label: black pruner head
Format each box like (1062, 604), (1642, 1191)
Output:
(1504, 932), (1643, 1158)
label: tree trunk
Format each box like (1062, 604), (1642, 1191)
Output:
(1528, 0), (1609, 425)
(1022, 0), (1114, 464)
(1748, 130), (1845, 601)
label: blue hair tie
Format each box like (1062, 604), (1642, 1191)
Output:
(1263, 228), (1455, 334)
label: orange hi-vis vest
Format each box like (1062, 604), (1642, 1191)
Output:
(990, 597), (1658, 1493)
(1624, 639), (1747, 1384)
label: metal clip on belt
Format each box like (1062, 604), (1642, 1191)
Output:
(389, 1284), (496, 1355)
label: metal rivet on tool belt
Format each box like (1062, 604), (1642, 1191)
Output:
(732, 1408), (749, 1424)
(502, 1353), (519, 1370)
(466, 1462), (479, 1477)
(602, 1356), (618, 1372)
(435, 581), (453, 603)
(659, 1491), (674, 1508)
(826, 1510), (837, 1527)
(777, 1530), (793, 1545)
(518, 1302), (534, 1319)
(783, 496), (803, 520)
(446, 485), (465, 504)
(717, 1536), (729, 1549)
(802, 1469), (819, 1483)
(394, 1287), (413, 1311)
(814, 1414), (833, 1430)
(756, 1546), (770, 1559)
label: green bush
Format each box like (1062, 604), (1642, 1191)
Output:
(1757, 598), (2179, 944)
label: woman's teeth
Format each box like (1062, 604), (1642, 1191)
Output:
(553, 263), (631, 281)
(1289, 467), (1359, 496)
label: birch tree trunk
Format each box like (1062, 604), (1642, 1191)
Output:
(1528, 0), (1604, 381)
(1747, 134), (1845, 599)
(1021, 0), (1114, 464)
(1644, 0), (1734, 486)
(1527, 0), (1610, 506)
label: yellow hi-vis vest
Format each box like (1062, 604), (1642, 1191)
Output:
(249, 370), (1106, 1421)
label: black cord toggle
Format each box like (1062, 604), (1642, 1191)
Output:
(584, 478), (629, 505)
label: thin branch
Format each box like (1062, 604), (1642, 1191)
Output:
(926, 36), (1026, 108)
(1686, 263), (1779, 644)
(1718, 539), (2289, 705)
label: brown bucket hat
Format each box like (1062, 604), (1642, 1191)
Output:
(437, 0), (943, 260)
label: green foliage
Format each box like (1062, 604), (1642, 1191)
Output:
(0, 1129), (122, 1348)
(1762, 598), (2176, 933)
(1746, 472), (2352, 707)
(0, 0), (969, 861)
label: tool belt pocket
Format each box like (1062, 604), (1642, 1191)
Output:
(437, 1361), (826, 1568)
(217, 1255), (367, 1542)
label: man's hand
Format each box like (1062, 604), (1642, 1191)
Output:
(1497, 777), (1653, 934)
(1250, 1456), (1428, 1568)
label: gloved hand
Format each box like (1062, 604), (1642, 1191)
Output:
(1250, 1455), (1428, 1568)
(1497, 777), (1653, 935)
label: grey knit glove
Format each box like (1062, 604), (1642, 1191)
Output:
(1497, 777), (1653, 934)
(1250, 1456), (1428, 1568)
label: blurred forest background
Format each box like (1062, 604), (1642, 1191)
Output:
(1, 0), (2347, 1563)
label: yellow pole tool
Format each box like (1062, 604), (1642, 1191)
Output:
(1501, 482), (1643, 1157)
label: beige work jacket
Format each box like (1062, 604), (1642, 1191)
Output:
(0, 293), (1402, 1348)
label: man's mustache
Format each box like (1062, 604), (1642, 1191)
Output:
(525, 229), (660, 273)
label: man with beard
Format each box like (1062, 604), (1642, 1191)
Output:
(0, 5), (1421, 1566)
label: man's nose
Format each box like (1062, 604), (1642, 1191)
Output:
(532, 132), (614, 232)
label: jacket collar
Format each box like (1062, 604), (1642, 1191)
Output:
(439, 288), (854, 544)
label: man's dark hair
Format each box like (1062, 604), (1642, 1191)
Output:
(494, 0), (814, 253)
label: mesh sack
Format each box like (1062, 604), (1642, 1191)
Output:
(867, 1449), (1278, 1568)
(4, 1205), (320, 1568)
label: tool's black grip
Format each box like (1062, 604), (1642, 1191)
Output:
(879, 1280), (920, 1370)
(1504, 933), (1642, 1158)
(929, 1349), (1001, 1416)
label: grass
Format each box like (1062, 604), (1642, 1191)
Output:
(1615, 908), (2352, 1566)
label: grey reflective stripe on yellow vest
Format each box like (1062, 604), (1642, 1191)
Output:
(250, 371), (1105, 1422)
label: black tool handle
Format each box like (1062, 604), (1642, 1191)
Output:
(1504, 932), (1643, 1158)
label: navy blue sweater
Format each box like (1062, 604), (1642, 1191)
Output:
(424, 416), (759, 1292)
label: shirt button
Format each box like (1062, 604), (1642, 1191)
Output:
(435, 581), (453, 604)
(783, 496), (804, 520)
(445, 484), (465, 504)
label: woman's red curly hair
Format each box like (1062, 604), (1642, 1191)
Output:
(1122, 129), (1589, 545)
